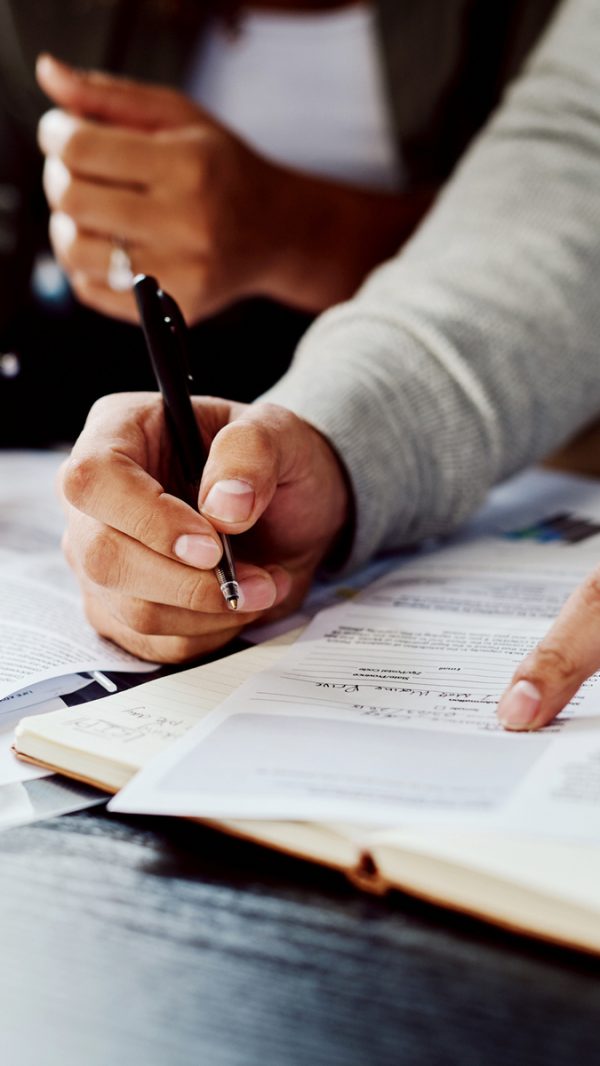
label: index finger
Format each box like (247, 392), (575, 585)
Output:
(497, 568), (600, 730)
(38, 108), (164, 187)
(36, 54), (202, 130)
(62, 394), (223, 568)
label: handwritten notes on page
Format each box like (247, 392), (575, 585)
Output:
(112, 469), (600, 839)
(15, 631), (300, 790)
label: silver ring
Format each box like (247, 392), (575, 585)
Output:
(107, 241), (134, 292)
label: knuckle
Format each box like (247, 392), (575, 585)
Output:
(80, 527), (121, 588)
(114, 628), (160, 663)
(179, 573), (212, 614)
(62, 452), (103, 509)
(219, 420), (276, 469)
(86, 395), (117, 425)
(62, 125), (91, 169)
(129, 636), (161, 662)
(129, 504), (160, 547)
(257, 402), (301, 439)
(580, 574), (600, 613)
(159, 636), (202, 665)
(119, 597), (159, 635)
(527, 643), (576, 684)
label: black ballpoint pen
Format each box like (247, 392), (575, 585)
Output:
(133, 273), (241, 611)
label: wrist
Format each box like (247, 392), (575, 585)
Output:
(256, 169), (437, 313)
(312, 426), (356, 572)
(256, 166), (347, 310)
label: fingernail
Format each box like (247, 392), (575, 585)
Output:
(498, 679), (542, 730)
(173, 534), (221, 569)
(237, 574), (277, 612)
(37, 54), (75, 79)
(36, 54), (55, 79)
(49, 211), (77, 249)
(202, 480), (254, 523)
(43, 156), (71, 202)
(38, 109), (77, 154)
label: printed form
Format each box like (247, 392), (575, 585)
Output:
(113, 470), (600, 842)
(0, 451), (155, 786)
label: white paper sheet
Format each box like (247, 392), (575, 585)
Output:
(0, 775), (103, 830)
(0, 676), (93, 786)
(0, 451), (157, 701)
(112, 469), (600, 840)
(0, 674), (89, 715)
(0, 697), (66, 786)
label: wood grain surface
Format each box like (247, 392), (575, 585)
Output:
(0, 807), (598, 1066)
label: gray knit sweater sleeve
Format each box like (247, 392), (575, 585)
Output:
(261, 0), (600, 572)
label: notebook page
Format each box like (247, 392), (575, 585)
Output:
(15, 630), (301, 775)
(369, 827), (600, 915)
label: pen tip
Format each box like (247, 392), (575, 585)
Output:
(228, 598), (239, 611)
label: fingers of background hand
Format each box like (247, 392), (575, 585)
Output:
(64, 510), (289, 614)
(43, 156), (154, 241)
(62, 397), (223, 563)
(49, 215), (211, 310)
(49, 212), (143, 284)
(199, 404), (304, 533)
(66, 262), (223, 326)
(497, 571), (600, 730)
(38, 108), (164, 185)
(69, 274), (139, 323)
(36, 54), (201, 130)
(82, 590), (244, 664)
(49, 213), (111, 278)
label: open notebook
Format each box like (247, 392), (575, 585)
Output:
(14, 627), (600, 956)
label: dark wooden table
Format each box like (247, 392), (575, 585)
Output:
(0, 806), (598, 1066)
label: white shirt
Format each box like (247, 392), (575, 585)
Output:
(186, 3), (402, 191)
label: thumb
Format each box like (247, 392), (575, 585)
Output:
(36, 53), (200, 130)
(497, 570), (600, 730)
(198, 404), (296, 534)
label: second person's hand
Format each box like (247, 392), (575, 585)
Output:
(36, 54), (436, 323)
(36, 54), (287, 324)
(497, 570), (600, 730)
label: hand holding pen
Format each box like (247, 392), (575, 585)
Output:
(134, 274), (241, 610)
(58, 341), (347, 664)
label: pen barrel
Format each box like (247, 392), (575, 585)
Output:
(134, 275), (239, 609)
(215, 534), (240, 596)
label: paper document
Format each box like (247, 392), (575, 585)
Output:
(0, 676), (92, 786)
(15, 631), (301, 790)
(112, 470), (600, 842)
(0, 775), (102, 830)
(0, 451), (157, 702)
